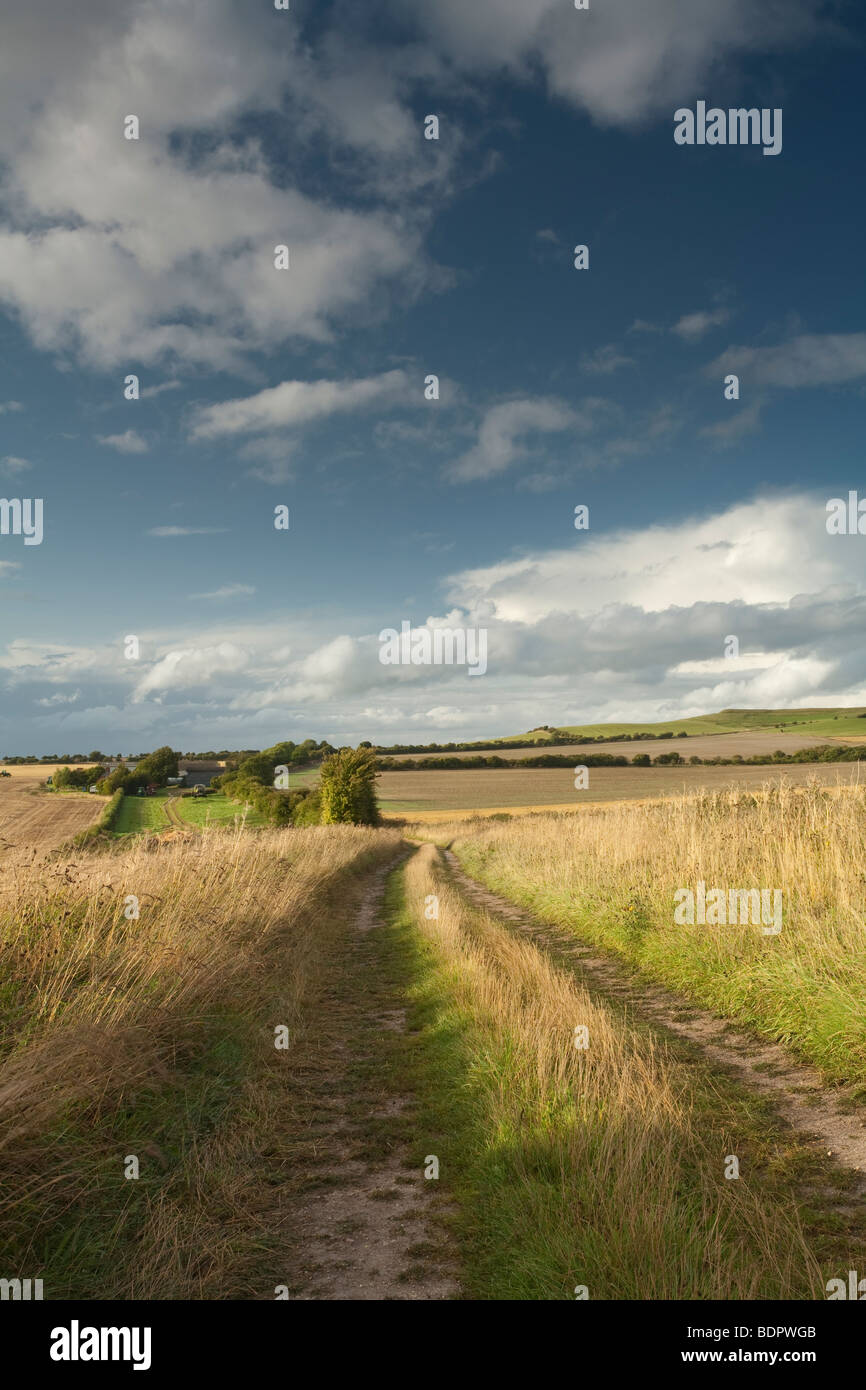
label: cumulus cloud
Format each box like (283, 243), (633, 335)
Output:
(0, 1), (439, 371)
(446, 493), (850, 621)
(411, 0), (818, 126)
(7, 491), (866, 746)
(132, 642), (249, 701)
(97, 429), (148, 454)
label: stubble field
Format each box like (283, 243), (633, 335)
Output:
(376, 760), (866, 818)
(0, 767), (102, 862)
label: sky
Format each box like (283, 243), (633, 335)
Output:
(0, 0), (864, 755)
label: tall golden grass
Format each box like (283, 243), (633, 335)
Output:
(403, 842), (823, 1298)
(0, 824), (401, 1296)
(421, 780), (866, 1083)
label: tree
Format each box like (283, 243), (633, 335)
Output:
(134, 745), (179, 786)
(319, 747), (380, 825)
(102, 763), (137, 794)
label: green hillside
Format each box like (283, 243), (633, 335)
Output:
(507, 708), (866, 742)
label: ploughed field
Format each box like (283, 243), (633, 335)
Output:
(376, 760), (866, 818)
(0, 767), (102, 857)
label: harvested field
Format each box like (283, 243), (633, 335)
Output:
(382, 729), (858, 763)
(0, 769), (102, 864)
(377, 760), (866, 817)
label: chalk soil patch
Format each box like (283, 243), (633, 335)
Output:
(284, 860), (459, 1300)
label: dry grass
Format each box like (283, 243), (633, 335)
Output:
(0, 823), (402, 1297)
(402, 843), (824, 1298)
(431, 780), (866, 1085)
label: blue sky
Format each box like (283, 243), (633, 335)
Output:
(0, 0), (864, 753)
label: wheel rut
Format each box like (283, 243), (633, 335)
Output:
(443, 848), (866, 1200)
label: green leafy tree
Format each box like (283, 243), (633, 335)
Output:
(102, 763), (138, 794)
(134, 745), (179, 786)
(319, 747), (379, 826)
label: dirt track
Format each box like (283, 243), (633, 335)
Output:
(285, 856), (459, 1300)
(443, 848), (866, 1206)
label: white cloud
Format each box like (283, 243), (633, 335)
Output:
(445, 493), (865, 622)
(132, 642), (249, 700)
(140, 380), (182, 399)
(700, 397), (764, 443)
(448, 397), (581, 482)
(237, 436), (298, 486)
(97, 429), (148, 454)
(413, 0), (817, 126)
(0, 400), (23, 415)
(35, 690), (81, 707)
(0, 455), (31, 474)
(147, 526), (228, 537)
(581, 344), (635, 374)
(711, 333), (866, 389)
(671, 653), (779, 676)
(0, 2), (436, 371)
(672, 307), (730, 340)
(190, 370), (411, 439)
(188, 584), (256, 600)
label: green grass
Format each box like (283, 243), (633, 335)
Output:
(176, 794), (268, 828)
(381, 864), (866, 1299)
(506, 706), (866, 742)
(451, 797), (866, 1089)
(30, 1013), (252, 1299)
(111, 791), (269, 833)
(111, 792), (170, 834)
(1, 828), (403, 1299)
(288, 765), (321, 789)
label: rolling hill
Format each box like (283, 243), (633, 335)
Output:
(506, 707), (866, 742)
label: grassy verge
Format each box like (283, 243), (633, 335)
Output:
(71, 788), (125, 845)
(111, 791), (170, 834)
(387, 843), (866, 1299)
(436, 783), (866, 1090)
(0, 824), (402, 1298)
(175, 793), (268, 829)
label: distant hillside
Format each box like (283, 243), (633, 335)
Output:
(506, 708), (866, 743)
